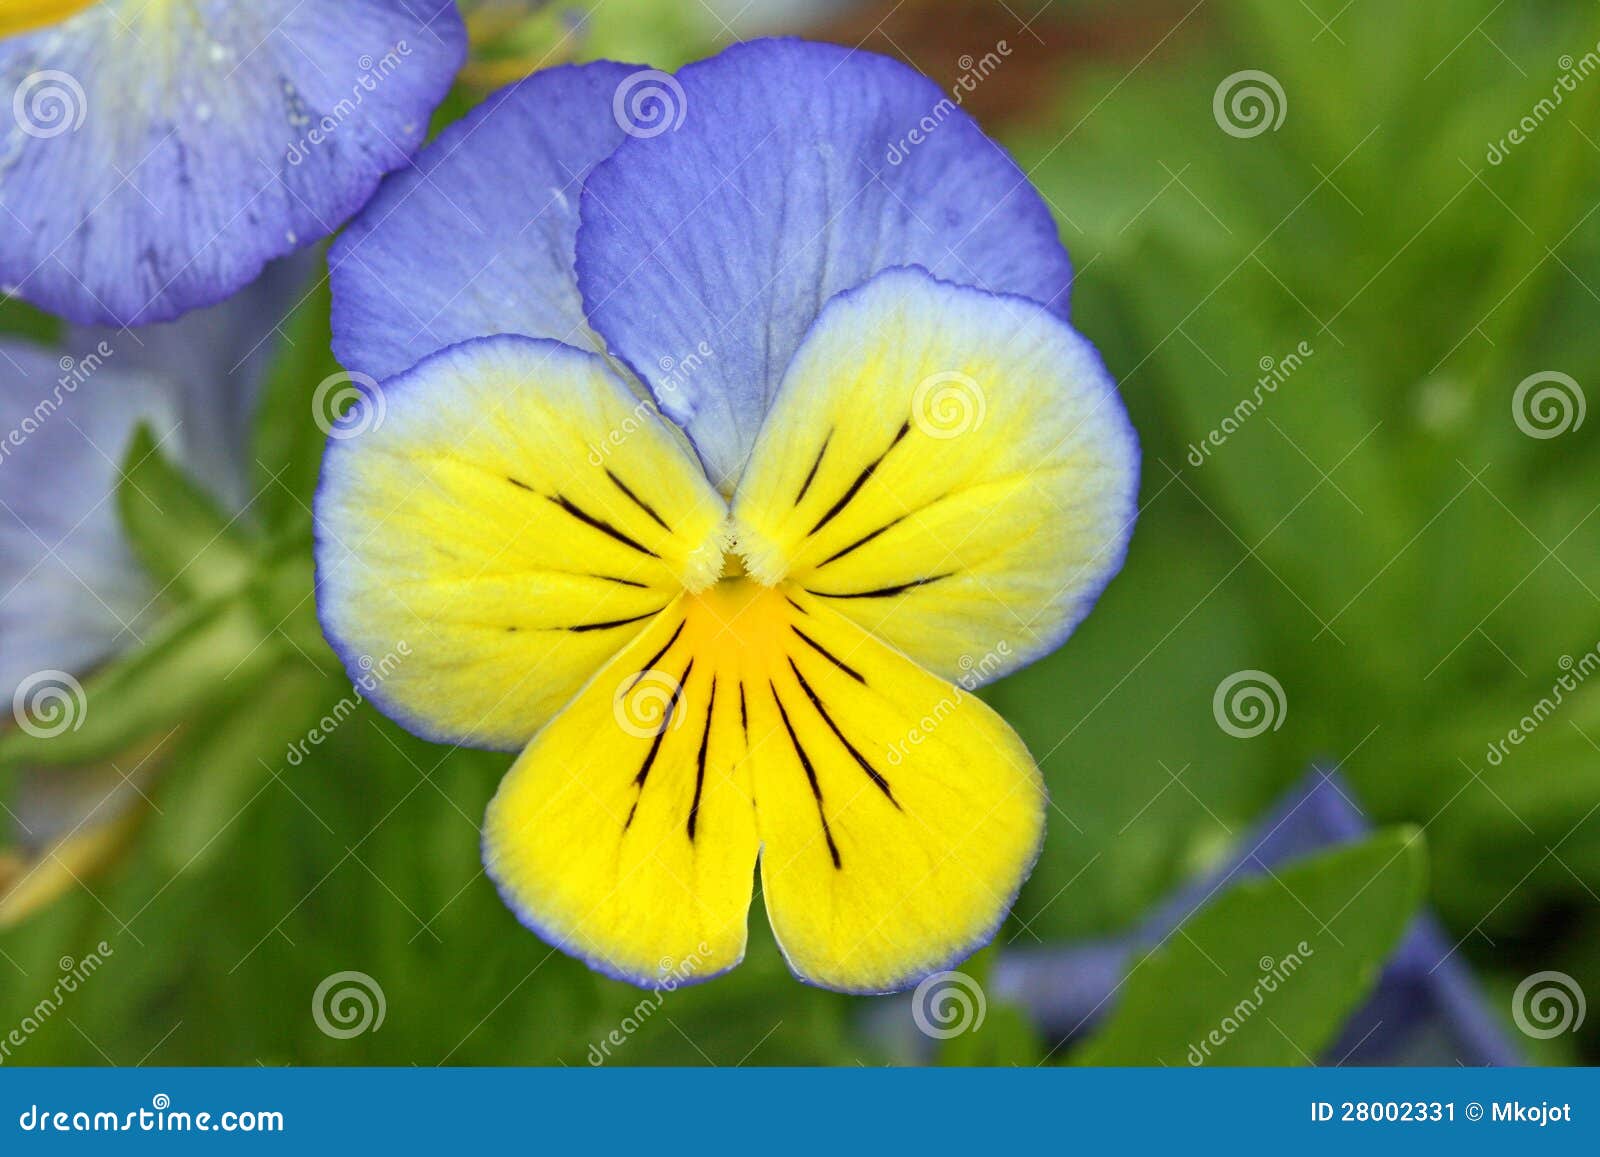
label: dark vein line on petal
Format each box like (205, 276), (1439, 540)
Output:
(805, 573), (952, 600)
(771, 683), (842, 870)
(625, 658), (693, 829)
(605, 468), (673, 533)
(687, 678), (717, 841)
(791, 625), (865, 684)
(794, 431), (831, 506)
(805, 421), (909, 538)
(550, 494), (660, 557)
(787, 658), (897, 808)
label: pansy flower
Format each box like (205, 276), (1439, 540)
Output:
(0, 0), (465, 325)
(315, 39), (1139, 992)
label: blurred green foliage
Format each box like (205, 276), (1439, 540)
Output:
(2, 0), (1597, 1065)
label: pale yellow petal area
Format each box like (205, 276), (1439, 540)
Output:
(315, 336), (728, 750)
(732, 268), (1138, 685)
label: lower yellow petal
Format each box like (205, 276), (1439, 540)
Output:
(483, 570), (1044, 992)
(750, 591), (1046, 992)
(483, 599), (759, 985)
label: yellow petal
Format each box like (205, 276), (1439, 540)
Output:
(483, 598), (759, 985)
(484, 574), (1044, 992)
(315, 336), (728, 750)
(0, 0), (97, 38)
(752, 589), (1045, 992)
(731, 268), (1138, 686)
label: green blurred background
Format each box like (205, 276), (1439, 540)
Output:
(2, 0), (1598, 1065)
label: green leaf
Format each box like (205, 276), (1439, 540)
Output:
(249, 271), (339, 534)
(0, 596), (286, 769)
(118, 423), (253, 601)
(1076, 828), (1427, 1066)
(152, 662), (345, 873)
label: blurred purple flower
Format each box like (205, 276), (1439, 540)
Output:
(0, 254), (311, 923)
